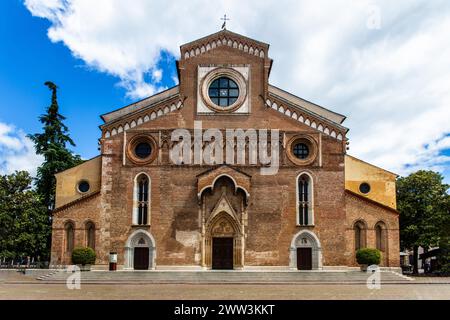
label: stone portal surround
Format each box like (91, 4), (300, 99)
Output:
(289, 229), (323, 270)
(123, 229), (156, 270)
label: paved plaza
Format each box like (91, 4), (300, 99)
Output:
(1, 283), (450, 300)
(0, 270), (449, 300)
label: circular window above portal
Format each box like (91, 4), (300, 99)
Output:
(208, 77), (240, 108)
(200, 68), (247, 113)
(77, 180), (90, 194)
(359, 182), (371, 194)
(127, 134), (157, 165)
(135, 142), (152, 159)
(286, 135), (318, 166)
(293, 143), (309, 160)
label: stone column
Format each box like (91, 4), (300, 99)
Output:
(149, 247), (156, 270)
(289, 247), (296, 269)
(124, 247), (132, 270)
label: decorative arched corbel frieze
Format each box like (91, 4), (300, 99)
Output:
(182, 36), (267, 61)
(264, 98), (346, 141)
(102, 97), (185, 139)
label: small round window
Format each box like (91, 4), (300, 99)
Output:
(127, 135), (157, 165)
(135, 142), (152, 159)
(208, 77), (239, 107)
(359, 182), (371, 194)
(293, 143), (309, 159)
(78, 180), (90, 193)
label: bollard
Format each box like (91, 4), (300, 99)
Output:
(109, 252), (117, 271)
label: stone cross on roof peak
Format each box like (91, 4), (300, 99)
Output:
(221, 14), (230, 30)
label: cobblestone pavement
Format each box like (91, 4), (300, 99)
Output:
(1, 282), (449, 300)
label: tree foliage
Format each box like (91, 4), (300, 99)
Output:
(397, 170), (450, 272)
(438, 193), (450, 273)
(28, 82), (83, 211)
(0, 171), (50, 260)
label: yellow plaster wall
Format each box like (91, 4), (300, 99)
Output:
(55, 156), (101, 208)
(345, 155), (397, 209)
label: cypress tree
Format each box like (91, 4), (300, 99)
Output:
(28, 82), (83, 213)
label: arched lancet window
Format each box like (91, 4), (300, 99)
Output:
(297, 173), (313, 226)
(375, 222), (387, 252)
(65, 222), (75, 253)
(133, 174), (150, 225)
(85, 221), (95, 249)
(354, 220), (367, 251)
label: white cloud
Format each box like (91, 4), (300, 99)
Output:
(23, 0), (450, 177)
(172, 75), (179, 86)
(152, 69), (163, 83)
(0, 123), (25, 150)
(0, 122), (43, 177)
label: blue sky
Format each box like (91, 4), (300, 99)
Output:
(1, 0), (449, 184)
(0, 1), (177, 162)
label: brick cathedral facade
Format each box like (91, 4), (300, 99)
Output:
(50, 30), (400, 270)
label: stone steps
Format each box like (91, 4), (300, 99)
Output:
(36, 270), (413, 284)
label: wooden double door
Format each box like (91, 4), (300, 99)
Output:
(212, 237), (234, 270)
(297, 248), (312, 270)
(134, 247), (149, 270)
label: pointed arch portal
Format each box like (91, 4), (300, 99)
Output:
(204, 211), (243, 269)
(198, 166), (248, 270)
(124, 229), (156, 270)
(290, 230), (322, 270)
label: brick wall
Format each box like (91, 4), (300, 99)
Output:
(345, 192), (400, 267)
(50, 36), (399, 270)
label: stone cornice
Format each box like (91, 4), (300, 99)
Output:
(269, 85), (346, 124)
(345, 189), (398, 214)
(52, 191), (101, 214)
(102, 96), (185, 139)
(101, 86), (179, 123)
(265, 93), (348, 141)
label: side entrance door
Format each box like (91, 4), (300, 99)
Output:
(297, 247), (312, 270)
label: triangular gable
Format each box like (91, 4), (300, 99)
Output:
(209, 192), (239, 223)
(100, 30), (348, 141)
(181, 29), (269, 50)
(180, 29), (270, 62)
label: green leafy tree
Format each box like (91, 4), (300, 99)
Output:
(397, 170), (449, 274)
(28, 82), (83, 212)
(0, 171), (50, 261)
